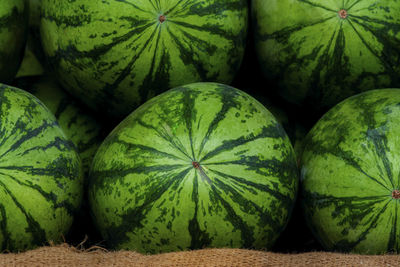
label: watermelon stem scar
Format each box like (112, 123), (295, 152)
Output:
(192, 162), (213, 185)
(159, 15), (166, 23)
(392, 190), (400, 199)
(192, 161), (200, 169)
(338, 9), (348, 19)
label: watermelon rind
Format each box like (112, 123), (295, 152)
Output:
(88, 82), (298, 254)
(40, 0), (249, 118)
(301, 88), (400, 254)
(0, 83), (83, 252)
(14, 75), (105, 180)
(252, 0), (400, 112)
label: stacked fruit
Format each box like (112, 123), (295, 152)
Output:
(0, 0), (399, 255)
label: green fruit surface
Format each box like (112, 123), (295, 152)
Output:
(19, 76), (104, 180)
(0, 84), (83, 252)
(252, 0), (400, 111)
(40, 0), (248, 118)
(0, 0), (28, 83)
(301, 89), (400, 254)
(89, 82), (298, 254)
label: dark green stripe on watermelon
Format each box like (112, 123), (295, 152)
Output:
(188, 171), (212, 249)
(0, 179), (47, 251)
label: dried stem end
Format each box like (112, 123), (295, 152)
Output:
(192, 162), (200, 169)
(159, 15), (166, 23)
(338, 9), (348, 19)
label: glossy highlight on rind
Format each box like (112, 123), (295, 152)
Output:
(301, 88), (400, 254)
(252, 0), (400, 112)
(40, 0), (249, 118)
(88, 82), (298, 254)
(0, 84), (83, 252)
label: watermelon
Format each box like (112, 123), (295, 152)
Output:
(12, 75), (107, 245)
(40, 1), (249, 119)
(0, 83), (83, 252)
(13, 75), (108, 247)
(252, 0), (400, 112)
(88, 82), (298, 254)
(13, 76), (105, 179)
(0, 0), (29, 83)
(301, 89), (400, 254)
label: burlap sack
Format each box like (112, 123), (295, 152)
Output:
(1, 244), (399, 267)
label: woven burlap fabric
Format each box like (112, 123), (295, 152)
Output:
(1, 244), (399, 267)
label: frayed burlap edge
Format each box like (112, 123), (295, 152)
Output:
(0, 243), (399, 267)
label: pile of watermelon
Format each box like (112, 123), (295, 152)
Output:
(0, 0), (399, 255)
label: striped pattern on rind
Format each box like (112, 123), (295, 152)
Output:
(89, 82), (298, 254)
(301, 88), (400, 254)
(40, 0), (248, 118)
(252, 0), (400, 111)
(0, 84), (83, 252)
(0, 0), (28, 83)
(15, 76), (105, 181)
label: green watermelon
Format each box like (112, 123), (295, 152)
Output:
(13, 75), (108, 246)
(252, 0), (400, 112)
(88, 82), (298, 254)
(301, 88), (400, 254)
(0, 0), (29, 83)
(14, 76), (105, 179)
(40, 1), (248, 119)
(0, 83), (83, 252)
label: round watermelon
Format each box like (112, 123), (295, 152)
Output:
(0, 0), (29, 83)
(0, 83), (83, 252)
(40, 1), (248, 118)
(88, 82), (298, 254)
(252, 0), (400, 112)
(301, 88), (400, 254)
